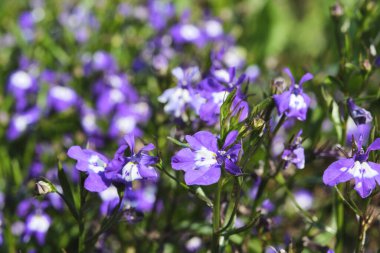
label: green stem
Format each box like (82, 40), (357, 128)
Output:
(335, 185), (344, 253)
(212, 178), (224, 253)
(218, 178), (241, 234)
(78, 174), (88, 253)
(156, 162), (213, 207)
(356, 216), (368, 253)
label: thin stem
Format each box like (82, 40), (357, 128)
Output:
(156, 162), (213, 207)
(334, 186), (362, 215)
(212, 178), (224, 253)
(218, 178), (241, 234)
(356, 216), (368, 253)
(78, 174), (88, 253)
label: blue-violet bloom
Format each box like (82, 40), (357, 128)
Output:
(171, 130), (242, 185)
(273, 68), (313, 121)
(323, 138), (380, 198)
(67, 146), (111, 192)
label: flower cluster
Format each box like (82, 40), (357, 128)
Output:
(67, 135), (158, 192)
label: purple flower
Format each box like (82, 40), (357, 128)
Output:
(99, 185), (120, 216)
(273, 68), (313, 121)
(16, 199), (51, 245)
(59, 4), (99, 43)
(171, 130), (242, 185)
(47, 86), (79, 112)
(347, 98), (373, 125)
(67, 146), (111, 192)
(198, 67), (248, 125)
(294, 189), (313, 210)
(105, 135), (158, 184)
(7, 107), (41, 140)
(323, 138), (380, 198)
(148, 0), (175, 30)
(281, 130), (305, 169)
(171, 21), (205, 47)
(346, 98), (372, 145)
(24, 212), (51, 245)
(158, 66), (205, 119)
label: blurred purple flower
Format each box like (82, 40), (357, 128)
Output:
(171, 130), (242, 185)
(323, 138), (380, 198)
(67, 146), (111, 192)
(47, 86), (79, 112)
(198, 67), (248, 125)
(148, 0), (175, 30)
(24, 212), (51, 245)
(7, 107), (41, 140)
(346, 98), (372, 145)
(59, 4), (99, 43)
(281, 130), (305, 169)
(158, 66), (205, 119)
(294, 189), (313, 210)
(99, 185), (120, 216)
(273, 68), (313, 121)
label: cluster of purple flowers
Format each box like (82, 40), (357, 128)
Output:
(68, 135), (158, 192)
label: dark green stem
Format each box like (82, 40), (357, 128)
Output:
(78, 174), (88, 253)
(212, 178), (224, 253)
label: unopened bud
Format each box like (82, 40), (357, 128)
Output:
(35, 181), (55, 195)
(253, 117), (265, 129)
(361, 59), (372, 72)
(271, 77), (286, 94)
(330, 3), (344, 17)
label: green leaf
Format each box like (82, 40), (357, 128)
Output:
(57, 160), (79, 221)
(250, 97), (273, 117)
(167, 136), (190, 148)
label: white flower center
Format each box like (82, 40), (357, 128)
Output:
(289, 94), (306, 110)
(27, 214), (50, 233)
(108, 75), (123, 88)
(99, 185), (119, 201)
(88, 155), (107, 173)
(180, 24), (200, 41)
(212, 91), (229, 107)
(82, 114), (96, 132)
(158, 87), (191, 118)
(205, 20), (223, 38)
(10, 71), (33, 89)
(344, 161), (379, 179)
(214, 69), (230, 83)
(116, 116), (136, 134)
(50, 86), (76, 101)
(194, 147), (217, 168)
(122, 162), (142, 182)
(14, 115), (29, 132)
(109, 89), (124, 103)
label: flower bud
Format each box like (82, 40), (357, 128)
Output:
(271, 77), (286, 94)
(35, 181), (55, 195)
(330, 2), (344, 17)
(361, 59), (372, 72)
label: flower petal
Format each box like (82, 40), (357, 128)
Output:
(84, 172), (110, 192)
(299, 73), (313, 86)
(367, 138), (380, 153)
(225, 159), (242, 175)
(273, 91), (291, 115)
(186, 131), (218, 152)
(283, 68), (295, 85)
(171, 148), (195, 171)
(184, 165), (221, 185)
(223, 130), (238, 149)
(322, 158), (355, 186)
